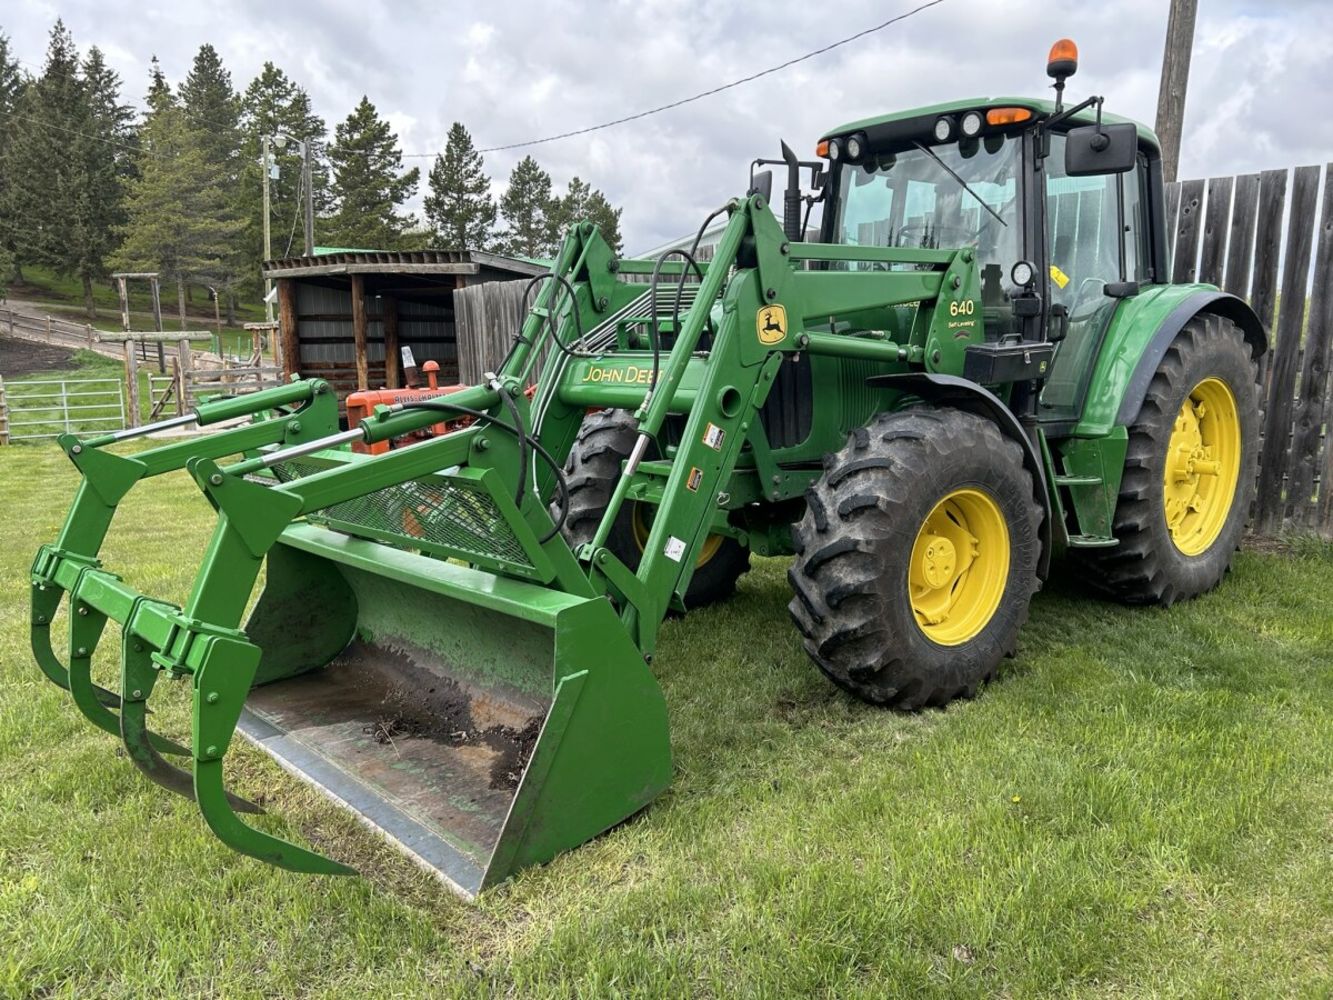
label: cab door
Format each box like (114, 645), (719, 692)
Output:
(1038, 132), (1149, 425)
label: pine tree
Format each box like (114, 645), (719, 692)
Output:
(423, 122), (496, 250)
(146, 55), (171, 112)
(548, 176), (624, 254)
(0, 31), (27, 285)
(239, 62), (329, 273)
(2, 21), (131, 316)
(72, 46), (134, 315)
(498, 156), (555, 258)
(114, 92), (243, 327)
(180, 44), (244, 318)
(325, 96), (420, 249)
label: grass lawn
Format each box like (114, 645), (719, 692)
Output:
(4, 351), (159, 435)
(0, 443), (1329, 997)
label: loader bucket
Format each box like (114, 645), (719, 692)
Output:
(236, 522), (673, 896)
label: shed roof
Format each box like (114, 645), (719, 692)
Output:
(262, 248), (546, 282)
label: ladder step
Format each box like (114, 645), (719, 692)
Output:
(1067, 534), (1119, 548)
(1054, 474), (1102, 487)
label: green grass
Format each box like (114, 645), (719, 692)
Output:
(0, 444), (1330, 997)
(6, 352), (159, 435)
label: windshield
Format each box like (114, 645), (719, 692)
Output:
(831, 135), (1022, 277)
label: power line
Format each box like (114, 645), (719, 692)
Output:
(7, 110), (144, 157)
(458, 0), (947, 155)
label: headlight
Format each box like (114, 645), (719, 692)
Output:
(827, 138), (842, 161)
(1011, 260), (1035, 287)
(933, 116), (955, 143)
(845, 132), (866, 161)
(961, 110), (984, 138)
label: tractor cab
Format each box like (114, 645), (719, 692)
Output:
(811, 40), (1162, 428)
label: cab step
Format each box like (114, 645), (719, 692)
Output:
(1066, 534), (1119, 548)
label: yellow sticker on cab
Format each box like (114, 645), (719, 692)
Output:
(1049, 264), (1070, 289)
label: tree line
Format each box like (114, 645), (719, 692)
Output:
(0, 21), (625, 323)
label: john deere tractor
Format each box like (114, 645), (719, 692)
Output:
(31, 40), (1263, 895)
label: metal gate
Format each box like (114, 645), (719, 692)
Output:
(1, 378), (127, 441)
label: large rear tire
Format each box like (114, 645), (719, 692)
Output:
(788, 409), (1042, 709)
(1080, 314), (1259, 605)
(559, 409), (750, 608)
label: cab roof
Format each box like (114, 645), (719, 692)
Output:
(822, 96), (1160, 152)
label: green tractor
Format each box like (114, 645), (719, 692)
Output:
(31, 40), (1263, 895)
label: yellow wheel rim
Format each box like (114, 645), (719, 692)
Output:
(632, 503), (722, 567)
(1163, 377), (1241, 556)
(909, 488), (1010, 646)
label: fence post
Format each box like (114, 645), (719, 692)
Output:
(45, 315), (52, 342)
(86, 323), (95, 346)
(177, 338), (191, 416)
(0, 375), (8, 445)
(123, 339), (140, 428)
(60, 380), (71, 434)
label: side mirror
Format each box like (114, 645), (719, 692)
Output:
(809, 164), (826, 193)
(749, 169), (774, 203)
(1064, 122), (1136, 176)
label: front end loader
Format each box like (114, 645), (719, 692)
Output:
(32, 40), (1265, 894)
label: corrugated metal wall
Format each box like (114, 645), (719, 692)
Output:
(293, 283), (457, 399)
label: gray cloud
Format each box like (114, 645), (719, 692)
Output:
(4, 0), (1328, 251)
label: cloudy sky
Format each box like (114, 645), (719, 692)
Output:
(6, 0), (1330, 252)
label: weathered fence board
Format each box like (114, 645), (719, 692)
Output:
(454, 279), (531, 384)
(1287, 166), (1333, 531)
(1171, 178), (1206, 283)
(1222, 173), (1260, 298)
(1254, 165), (1321, 533)
(1198, 175), (1233, 286)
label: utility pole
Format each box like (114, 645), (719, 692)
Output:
(262, 134), (274, 322)
(1155, 0), (1197, 183)
(301, 140), (316, 256)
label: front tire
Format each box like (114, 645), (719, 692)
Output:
(788, 409), (1042, 709)
(1081, 314), (1259, 605)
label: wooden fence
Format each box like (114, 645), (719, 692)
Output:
(1166, 163), (1333, 536)
(0, 306), (122, 360)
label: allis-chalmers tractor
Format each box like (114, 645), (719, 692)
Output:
(31, 42), (1263, 895)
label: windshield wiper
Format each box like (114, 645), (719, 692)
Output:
(912, 141), (1007, 228)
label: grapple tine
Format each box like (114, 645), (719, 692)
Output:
(191, 636), (353, 875)
(120, 640), (260, 811)
(67, 599), (191, 757)
(31, 584), (120, 705)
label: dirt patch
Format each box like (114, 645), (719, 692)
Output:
(344, 645), (545, 790)
(0, 336), (77, 377)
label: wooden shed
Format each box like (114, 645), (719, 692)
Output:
(262, 249), (544, 406)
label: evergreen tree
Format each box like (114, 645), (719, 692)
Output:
(146, 54), (171, 112)
(548, 175), (624, 254)
(114, 93), (243, 327)
(423, 122), (496, 250)
(180, 45), (240, 177)
(239, 62), (329, 273)
(0, 32), (27, 285)
(498, 156), (555, 258)
(72, 46), (134, 315)
(180, 44), (244, 318)
(325, 96), (420, 249)
(2, 21), (131, 316)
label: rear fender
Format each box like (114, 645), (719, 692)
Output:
(1076, 284), (1266, 437)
